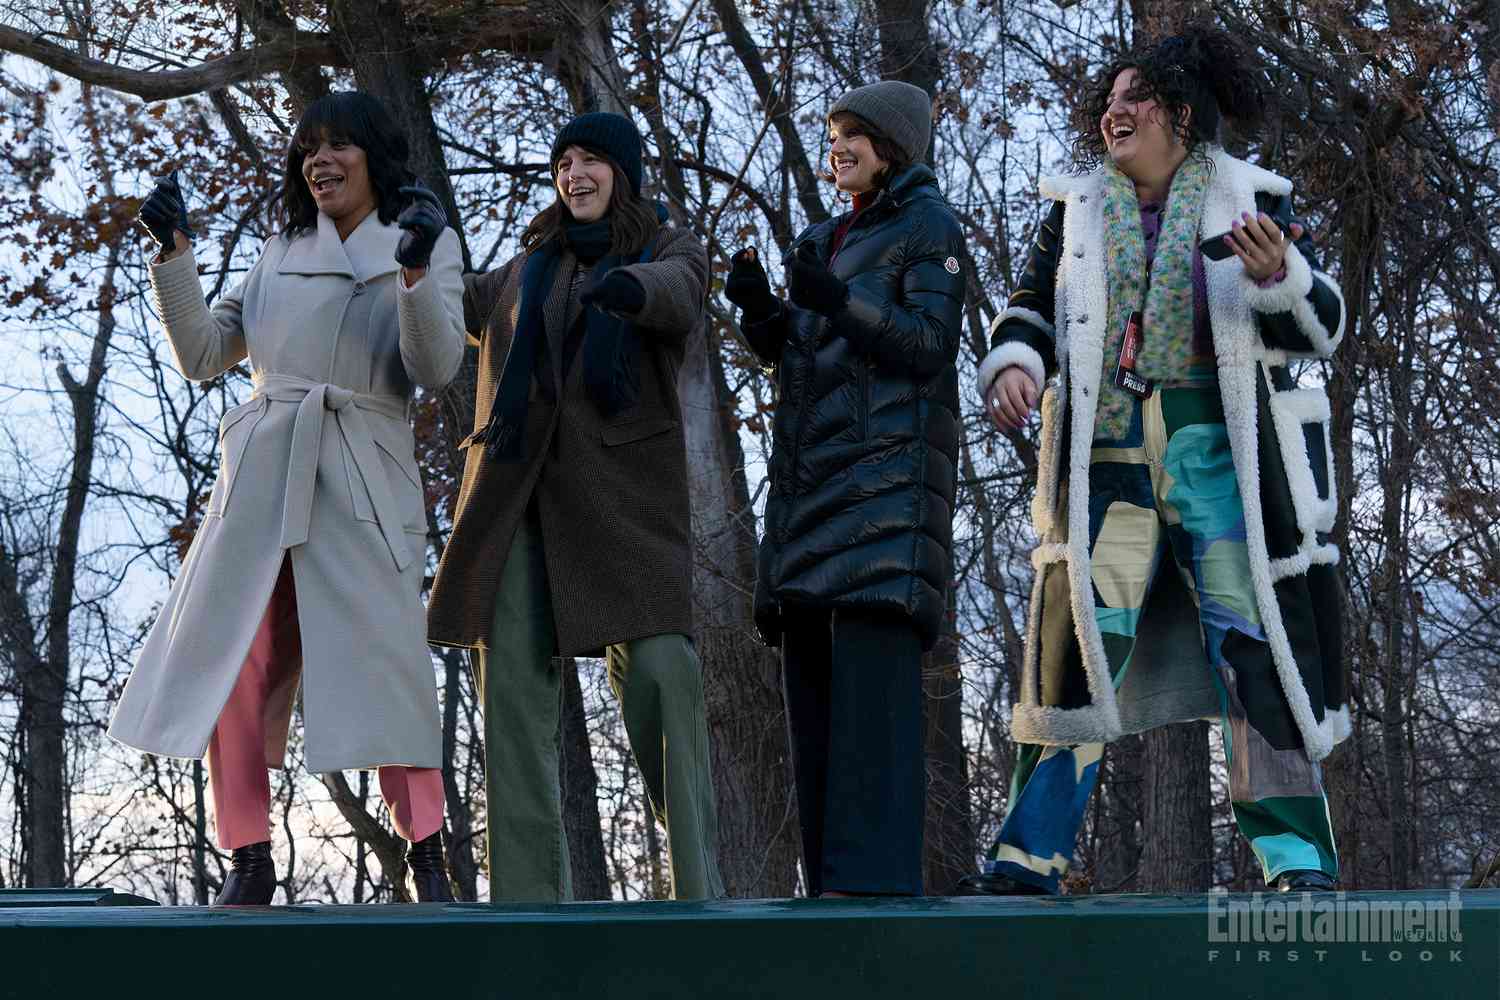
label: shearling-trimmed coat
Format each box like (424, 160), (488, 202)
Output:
(425, 225), (707, 656)
(108, 212), (466, 773)
(977, 147), (1350, 761)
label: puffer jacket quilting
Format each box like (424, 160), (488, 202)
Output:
(743, 164), (966, 649)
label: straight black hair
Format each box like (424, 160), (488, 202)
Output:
(274, 91), (418, 239)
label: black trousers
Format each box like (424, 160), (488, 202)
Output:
(780, 605), (925, 896)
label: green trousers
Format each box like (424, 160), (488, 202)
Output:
(476, 506), (725, 901)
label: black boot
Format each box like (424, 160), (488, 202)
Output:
(955, 870), (1051, 896)
(406, 831), (455, 903)
(1275, 870), (1337, 892)
(213, 840), (275, 905)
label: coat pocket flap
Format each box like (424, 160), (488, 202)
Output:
(601, 415), (678, 447)
(1267, 386), (1337, 535)
(368, 418), (422, 492)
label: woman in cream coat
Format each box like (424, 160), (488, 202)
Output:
(109, 92), (465, 904)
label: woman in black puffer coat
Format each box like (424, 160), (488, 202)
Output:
(724, 80), (965, 897)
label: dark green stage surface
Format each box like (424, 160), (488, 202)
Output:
(4, 890), (1496, 999)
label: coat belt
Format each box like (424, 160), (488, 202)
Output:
(252, 373), (414, 573)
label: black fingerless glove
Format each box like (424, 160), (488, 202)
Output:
(395, 183), (447, 269)
(581, 270), (647, 315)
(137, 171), (194, 251)
(725, 248), (781, 323)
(786, 242), (848, 316)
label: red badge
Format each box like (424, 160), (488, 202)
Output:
(1113, 310), (1154, 398)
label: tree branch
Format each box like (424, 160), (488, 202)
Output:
(0, 26), (346, 102)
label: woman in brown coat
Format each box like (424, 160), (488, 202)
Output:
(426, 112), (723, 901)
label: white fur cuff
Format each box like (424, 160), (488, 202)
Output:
(977, 339), (1047, 399)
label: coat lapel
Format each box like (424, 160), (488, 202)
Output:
(276, 210), (402, 282)
(341, 211), (403, 283)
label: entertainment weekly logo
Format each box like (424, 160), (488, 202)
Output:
(1206, 890), (1465, 965)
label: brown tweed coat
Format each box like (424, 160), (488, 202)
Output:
(426, 225), (707, 655)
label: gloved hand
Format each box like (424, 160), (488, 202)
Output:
(395, 183), (447, 269)
(581, 270), (647, 315)
(786, 241), (847, 316)
(137, 171), (194, 252)
(725, 247), (781, 323)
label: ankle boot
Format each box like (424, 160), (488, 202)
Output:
(214, 840), (275, 905)
(406, 831), (455, 903)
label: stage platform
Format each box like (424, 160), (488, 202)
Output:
(4, 889), (1495, 998)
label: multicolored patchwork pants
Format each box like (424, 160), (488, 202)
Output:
(986, 387), (1338, 892)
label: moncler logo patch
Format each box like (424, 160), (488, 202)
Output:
(944, 256), (960, 274)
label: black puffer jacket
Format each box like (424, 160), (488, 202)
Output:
(742, 164), (965, 649)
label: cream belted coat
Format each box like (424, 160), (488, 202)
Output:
(107, 211), (465, 773)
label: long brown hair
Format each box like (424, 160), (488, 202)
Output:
(820, 111), (912, 190)
(520, 157), (660, 256)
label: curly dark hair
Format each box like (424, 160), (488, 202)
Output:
(1071, 24), (1268, 171)
(274, 91), (418, 239)
(820, 110), (913, 191)
(520, 154), (661, 257)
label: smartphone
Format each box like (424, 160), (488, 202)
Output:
(1200, 232), (1236, 261)
(1200, 220), (1287, 261)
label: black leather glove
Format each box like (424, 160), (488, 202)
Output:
(395, 183), (447, 269)
(581, 270), (647, 315)
(725, 247), (781, 323)
(137, 171), (194, 251)
(787, 241), (848, 316)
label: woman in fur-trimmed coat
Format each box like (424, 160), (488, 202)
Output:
(967, 28), (1348, 896)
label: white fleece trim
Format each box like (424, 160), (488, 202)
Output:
(1313, 705), (1352, 759)
(1266, 384), (1338, 535)
(1301, 269), (1346, 356)
(1204, 153), (1334, 763)
(1030, 542), (1070, 569)
(1016, 174), (1121, 742)
(1268, 543), (1340, 581)
(1241, 236), (1314, 312)
(1013, 702), (1121, 747)
(977, 339), (1047, 398)
(993, 304), (1055, 339)
(1031, 384), (1066, 537)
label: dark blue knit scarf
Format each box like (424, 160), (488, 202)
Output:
(480, 215), (658, 461)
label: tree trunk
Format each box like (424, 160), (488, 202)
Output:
(327, 0), (471, 268)
(922, 605), (973, 894)
(561, 657), (612, 900)
(438, 646), (479, 900)
(1139, 721), (1211, 892)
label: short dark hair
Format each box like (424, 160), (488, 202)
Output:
(1071, 25), (1268, 171)
(274, 91), (418, 239)
(520, 154), (661, 257)
(821, 111), (913, 190)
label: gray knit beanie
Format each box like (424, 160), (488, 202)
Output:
(828, 80), (933, 163)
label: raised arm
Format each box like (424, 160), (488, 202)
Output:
(396, 227), (466, 390)
(1242, 192), (1345, 358)
(834, 206), (966, 379)
(607, 226), (709, 348)
(976, 198), (1064, 398)
(149, 243), (259, 382)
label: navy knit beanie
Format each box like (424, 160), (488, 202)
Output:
(550, 112), (644, 196)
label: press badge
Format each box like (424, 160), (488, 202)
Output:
(1113, 310), (1154, 398)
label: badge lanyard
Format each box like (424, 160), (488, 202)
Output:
(1112, 254), (1155, 399)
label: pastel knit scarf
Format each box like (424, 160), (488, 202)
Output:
(1094, 153), (1212, 441)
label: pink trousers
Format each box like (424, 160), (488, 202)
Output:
(206, 558), (445, 849)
